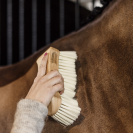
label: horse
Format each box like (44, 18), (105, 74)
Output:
(0, 0), (133, 132)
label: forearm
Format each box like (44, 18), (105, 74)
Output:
(11, 99), (48, 133)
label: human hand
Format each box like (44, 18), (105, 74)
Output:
(25, 53), (64, 107)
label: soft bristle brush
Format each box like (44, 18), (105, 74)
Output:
(36, 47), (81, 126)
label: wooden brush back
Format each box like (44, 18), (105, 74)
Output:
(36, 47), (62, 116)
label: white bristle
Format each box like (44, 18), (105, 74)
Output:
(60, 71), (77, 77)
(60, 53), (77, 57)
(59, 71), (76, 76)
(52, 96), (81, 125)
(54, 114), (70, 125)
(51, 51), (81, 126)
(62, 75), (77, 82)
(60, 51), (76, 54)
(60, 70), (76, 74)
(59, 54), (77, 60)
(64, 85), (76, 91)
(60, 75), (76, 81)
(59, 69), (76, 74)
(65, 87), (75, 92)
(62, 101), (80, 110)
(60, 52), (77, 58)
(61, 94), (78, 106)
(60, 51), (76, 53)
(60, 51), (77, 55)
(59, 59), (75, 63)
(59, 59), (75, 64)
(59, 62), (75, 68)
(64, 82), (76, 89)
(59, 61), (75, 66)
(60, 104), (80, 114)
(59, 56), (76, 61)
(62, 97), (78, 107)
(62, 98), (76, 106)
(64, 90), (76, 98)
(59, 108), (78, 119)
(64, 79), (76, 85)
(59, 66), (75, 71)
(52, 116), (69, 126)
(57, 110), (76, 121)
(59, 60), (75, 65)
(56, 112), (74, 123)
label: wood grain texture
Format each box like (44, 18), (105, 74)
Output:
(36, 47), (61, 116)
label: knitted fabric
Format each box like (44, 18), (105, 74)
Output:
(11, 99), (48, 133)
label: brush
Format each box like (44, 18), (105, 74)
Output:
(36, 47), (81, 126)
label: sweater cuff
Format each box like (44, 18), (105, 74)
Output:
(11, 99), (48, 133)
(17, 99), (48, 118)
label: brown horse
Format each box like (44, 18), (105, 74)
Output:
(0, 0), (133, 132)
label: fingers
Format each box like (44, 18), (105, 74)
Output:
(39, 70), (61, 83)
(39, 69), (64, 95)
(37, 53), (48, 77)
(52, 83), (64, 95)
(45, 75), (64, 88)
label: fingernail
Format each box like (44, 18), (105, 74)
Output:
(44, 53), (47, 56)
(60, 91), (64, 95)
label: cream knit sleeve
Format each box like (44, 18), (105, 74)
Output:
(11, 99), (48, 133)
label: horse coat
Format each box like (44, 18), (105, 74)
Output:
(0, 0), (133, 132)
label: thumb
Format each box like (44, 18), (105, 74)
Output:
(37, 53), (48, 77)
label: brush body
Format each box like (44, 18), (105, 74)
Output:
(36, 47), (81, 126)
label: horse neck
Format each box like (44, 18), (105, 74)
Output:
(67, 0), (133, 53)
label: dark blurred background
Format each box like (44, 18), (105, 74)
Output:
(0, 0), (102, 66)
